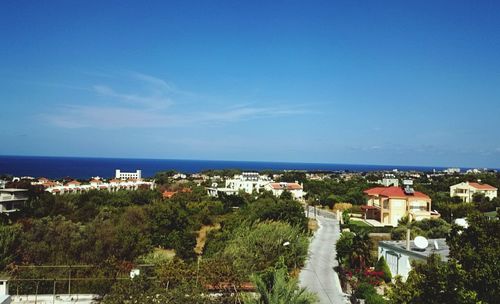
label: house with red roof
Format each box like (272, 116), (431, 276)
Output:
(362, 185), (435, 226)
(450, 181), (497, 202)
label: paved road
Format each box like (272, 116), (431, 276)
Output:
(299, 207), (349, 304)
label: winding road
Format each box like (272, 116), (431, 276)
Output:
(299, 207), (349, 304)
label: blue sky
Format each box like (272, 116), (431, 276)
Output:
(1, 1), (499, 168)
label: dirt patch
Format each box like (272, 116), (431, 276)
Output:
(195, 223), (221, 255)
(308, 218), (318, 232)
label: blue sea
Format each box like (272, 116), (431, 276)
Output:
(0, 155), (452, 179)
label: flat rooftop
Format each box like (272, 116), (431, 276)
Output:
(0, 188), (28, 193)
(379, 238), (449, 261)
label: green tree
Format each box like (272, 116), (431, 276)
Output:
(244, 265), (317, 304)
(351, 231), (372, 270)
(247, 197), (308, 231)
(224, 221), (309, 274)
(335, 231), (354, 266)
(387, 255), (478, 304)
(0, 224), (21, 269)
(447, 213), (500, 303)
(375, 256), (392, 283)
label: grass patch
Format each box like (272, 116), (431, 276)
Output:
(349, 220), (371, 228)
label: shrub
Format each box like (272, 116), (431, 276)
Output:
(355, 282), (376, 299)
(375, 256), (392, 283)
(355, 282), (386, 304)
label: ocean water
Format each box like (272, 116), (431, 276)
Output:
(0, 155), (449, 179)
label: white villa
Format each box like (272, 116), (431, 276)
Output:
(207, 172), (305, 201)
(264, 182), (306, 201)
(450, 181), (497, 202)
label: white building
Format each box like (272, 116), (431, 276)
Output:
(450, 181), (498, 202)
(264, 182), (305, 201)
(378, 238), (449, 281)
(0, 189), (28, 213)
(443, 168), (461, 174)
(115, 169), (142, 180)
(1, 277), (98, 304)
(378, 177), (399, 187)
(207, 172), (272, 197)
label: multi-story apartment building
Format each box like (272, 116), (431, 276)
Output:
(0, 188), (28, 213)
(115, 169), (142, 180)
(449, 181), (497, 202)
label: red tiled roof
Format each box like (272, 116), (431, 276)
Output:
(269, 182), (303, 190)
(42, 181), (58, 188)
(163, 191), (176, 198)
(364, 186), (430, 199)
(468, 182), (497, 190)
(66, 180), (81, 186)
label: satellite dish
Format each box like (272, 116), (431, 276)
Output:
(414, 236), (429, 249)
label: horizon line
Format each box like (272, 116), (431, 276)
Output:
(0, 154), (495, 172)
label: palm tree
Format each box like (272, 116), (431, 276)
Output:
(244, 267), (318, 304)
(350, 231), (372, 270)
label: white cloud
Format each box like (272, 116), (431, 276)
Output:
(43, 104), (306, 129)
(42, 72), (308, 129)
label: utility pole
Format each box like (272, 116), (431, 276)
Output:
(68, 267), (71, 295)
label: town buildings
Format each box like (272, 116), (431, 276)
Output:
(0, 188), (28, 213)
(207, 172), (305, 201)
(44, 178), (155, 194)
(362, 182), (437, 226)
(207, 172), (272, 197)
(443, 167), (461, 174)
(30, 170), (155, 195)
(449, 181), (498, 202)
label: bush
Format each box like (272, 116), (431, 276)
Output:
(355, 282), (386, 304)
(375, 256), (392, 283)
(365, 292), (386, 304)
(355, 282), (376, 299)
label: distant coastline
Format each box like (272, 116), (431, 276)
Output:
(0, 155), (475, 179)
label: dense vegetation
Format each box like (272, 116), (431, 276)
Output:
(0, 181), (311, 302)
